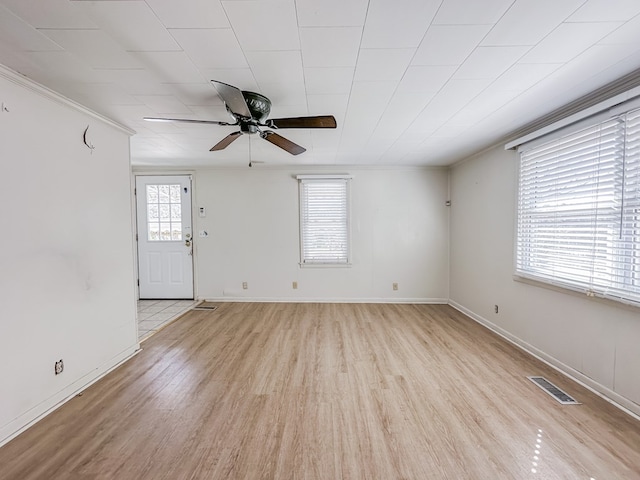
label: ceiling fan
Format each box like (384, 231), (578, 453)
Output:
(144, 80), (337, 156)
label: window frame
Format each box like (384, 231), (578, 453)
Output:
(514, 105), (640, 307)
(297, 175), (352, 267)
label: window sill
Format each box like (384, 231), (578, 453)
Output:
(299, 262), (352, 268)
(513, 273), (640, 312)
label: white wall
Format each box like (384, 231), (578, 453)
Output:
(0, 67), (139, 445)
(186, 166), (449, 302)
(449, 145), (640, 416)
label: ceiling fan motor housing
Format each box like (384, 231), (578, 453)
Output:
(241, 91), (271, 122)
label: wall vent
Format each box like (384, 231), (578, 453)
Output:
(528, 376), (580, 405)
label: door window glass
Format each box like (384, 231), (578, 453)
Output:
(147, 184), (182, 241)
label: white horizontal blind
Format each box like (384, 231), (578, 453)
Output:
(516, 107), (640, 305)
(299, 178), (350, 265)
(619, 109), (640, 299)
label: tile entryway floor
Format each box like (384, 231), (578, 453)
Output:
(137, 299), (198, 341)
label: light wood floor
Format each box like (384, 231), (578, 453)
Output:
(2, 303), (639, 479)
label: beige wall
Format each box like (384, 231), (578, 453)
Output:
(449, 145), (640, 416)
(0, 68), (138, 445)
(187, 166), (450, 302)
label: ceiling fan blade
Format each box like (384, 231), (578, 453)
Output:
(211, 80), (252, 118)
(210, 131), (243, 151)
(144, 117), (233, 126)
(260, 131), (306, 155)
(268, 115), (337, 129)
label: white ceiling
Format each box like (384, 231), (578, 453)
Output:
(2, 0), (640, 168)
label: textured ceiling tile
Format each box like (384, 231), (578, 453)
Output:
(445, 89), (521, 127)
(0, 5), (63, 52)
(296, 0), (368, 27)
(361, 0), (440, 48)
(71, 83), (141, 109)
(169, 29), (248, 69)
(304, 67), (355, 95)
(413, 25), (493, 66)
(132, 51), (207, 83)
(73, 1), (181, 51)
(599, 15), (640, 45)
(97, 69), (172, 95)
(396, 65), (457, 93)
(373, 93), (433, 138)
(146, 0), (229, 28)
(222, 0), (300, 51)
(482, 0), (586, 46)
(343, 80), (396, 133)
(454, 46), (530, 79)
(21, 51), (104, 83)
(2, 0), (97, 29)
(405, 78), (493, 133)
(245, 50), (304, 85)
(489, 63), (562, 92)
(134, 95), (192, 114)
(311, 128), (342, 148)
(354, 49), (415, 82)
(540, 43), (640, 94)
(41, 29), (140, 69)
(568, 0), (640, 22)
(300, 27), (362, 68)
(433, 0), (515, 25)
(520, 22), (622, 64)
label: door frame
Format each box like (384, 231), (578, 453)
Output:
(132, 171), (198, 301)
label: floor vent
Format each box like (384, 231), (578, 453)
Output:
(193, 302), (218, 311)
(528, 376), (580, 405)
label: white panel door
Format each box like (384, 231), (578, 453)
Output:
(136, 175), (194, 299)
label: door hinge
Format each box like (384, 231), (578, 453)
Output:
(137, 279), (139, 286)
(136, 233), (138, 241)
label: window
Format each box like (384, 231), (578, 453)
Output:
(298, 175), (351, 265)
(146, 184), (182, 241)
(516, 106), (640, 306)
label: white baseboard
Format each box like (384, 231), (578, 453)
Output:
(200, 296), (449, 304)
(0, 344), (141, 448)
(448, 300), (640, 421)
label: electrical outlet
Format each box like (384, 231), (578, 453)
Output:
(242, 281), (248, 290)
(54, 359), (64, 375)
(292, 281), (298, 289)
(494, 305), (499, 314)
(393, 283), (398, 291)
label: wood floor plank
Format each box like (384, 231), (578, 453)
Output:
(1, 303), (639, 479)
